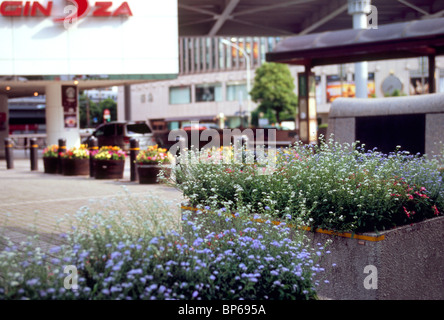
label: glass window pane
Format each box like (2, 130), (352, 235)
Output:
(195, 83), (222, 102)
(126, 123), (151, 134)
(169, 86), (191, 104)
(227, 83), (247, 101)
(103, 124), (115, 136)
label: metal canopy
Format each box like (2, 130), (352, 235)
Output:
(266, 17), (444, 66)
(178, 0), (444, 37)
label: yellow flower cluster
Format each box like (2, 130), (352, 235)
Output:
(93, 146), (126, 161)
(136, 145), (172, 164)
(62, 144), (89, 159)
(43, 144), (59, 158)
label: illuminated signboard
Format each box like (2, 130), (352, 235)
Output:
(0, 0), (179, 78)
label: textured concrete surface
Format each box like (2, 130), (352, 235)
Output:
(327, 92), (444, 156)
(0, 155), (183, 248)
(308, 216), (444, 300)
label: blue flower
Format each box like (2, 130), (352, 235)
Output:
(26, 278), (39, 286)
(49, 246), (61, 254)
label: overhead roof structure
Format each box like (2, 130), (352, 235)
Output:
(266, 17), (444, 66)
(178, 0), (444, 37)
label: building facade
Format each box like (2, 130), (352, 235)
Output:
(118, 36), (444, 130)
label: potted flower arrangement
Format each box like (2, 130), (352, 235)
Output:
(92, 146), (126, 179)
(42, 144), (59, 174)
(135, 145), (172, 184)
(60, 144), (90, 176)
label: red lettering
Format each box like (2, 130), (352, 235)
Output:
(0, 1), (22, 16)
(0, 1), (133, 19)
(31, 1), (52, 16)
(112, 1), (132, 16)
(23, 1), (31, 16)
(93, 1), (112, 17)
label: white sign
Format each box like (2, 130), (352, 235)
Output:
(0, 0), (179, 77)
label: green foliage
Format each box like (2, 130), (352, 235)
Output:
(79, 93), (117, 128)
(250, 63), (298, 124)
(385, 89), (406, 97)
(0, 194), (326, 300)
(173, 139), (444, 233)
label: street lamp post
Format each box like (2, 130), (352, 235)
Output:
(220, 39), (252, 127)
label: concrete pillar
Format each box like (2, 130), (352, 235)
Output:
(45, 83), (81, 148)
(0, 94), (8, 159)
(348, 0), (371, 98)
(124, 84), (132, 121)
(429, 55), (436, 93)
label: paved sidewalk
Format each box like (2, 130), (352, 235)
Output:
(0, 155), (183, 248)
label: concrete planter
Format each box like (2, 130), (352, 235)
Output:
(181, 206), (444, 300)
(310, 216), (444, 300)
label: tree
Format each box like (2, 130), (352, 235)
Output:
(79, 94), (117, 128)
(250, 62), (298, 125)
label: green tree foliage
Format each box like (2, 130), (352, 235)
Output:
(250, 62), (298, 125)
(79, 93), (117, 128)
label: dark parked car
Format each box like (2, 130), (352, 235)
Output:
(84, 121), (157, 152)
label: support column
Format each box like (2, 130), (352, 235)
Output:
(0, 94), (9, 159)
(429, 54), (436, 93)
(124, 84), (132, 121)
(45, 83), (81, 148)
(298, 66), (318, 144)
(348, 0), (371, 98)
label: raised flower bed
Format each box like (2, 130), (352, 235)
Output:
(135, 145), (172, 184)
(60, 144), (90, 176)
(42, 144), (59, 174)
(173, 140), (444, 300)
(92, 146), (126, 179)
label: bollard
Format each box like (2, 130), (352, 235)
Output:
(4, 138), (14, 169)
(30, 138), (38, 171)
(130, 138), (140, 181)
(88, 136), (98, 178)
(58, 139), (66, 174)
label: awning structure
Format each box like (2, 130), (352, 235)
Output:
(178, 0), (444, 37)
(266, 17), (444, 70)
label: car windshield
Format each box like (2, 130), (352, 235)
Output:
(127, 123), (151, 135)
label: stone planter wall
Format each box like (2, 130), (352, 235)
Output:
(310, 216), (444, 300)
(327, 93), (444, 156)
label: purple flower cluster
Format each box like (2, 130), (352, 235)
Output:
(0, 207), (328, 300)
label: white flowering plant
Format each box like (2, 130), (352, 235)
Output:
(172, 138), (444, 233)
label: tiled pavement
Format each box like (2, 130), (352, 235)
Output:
(0, 152), (184, 250)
